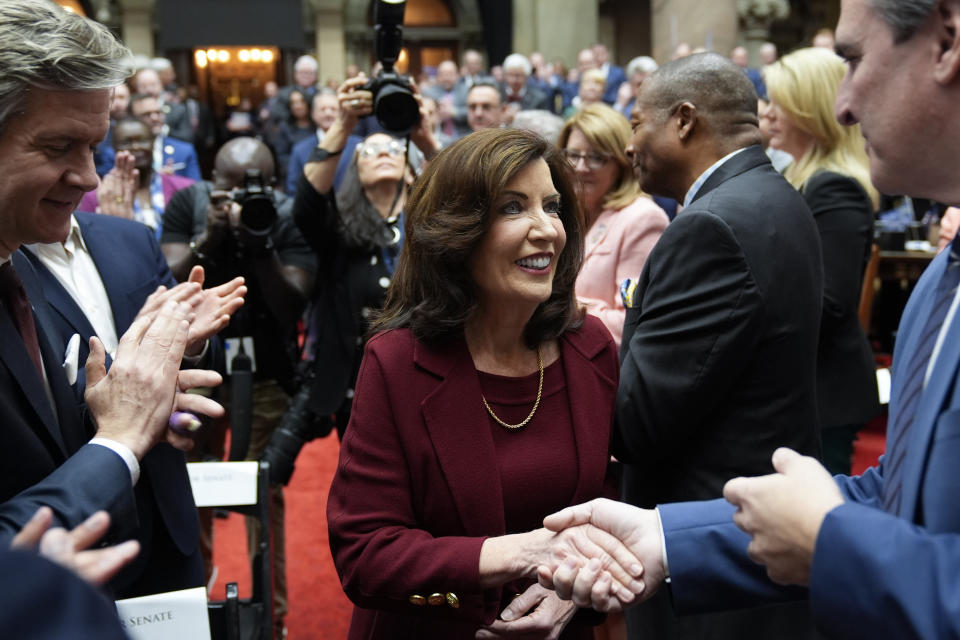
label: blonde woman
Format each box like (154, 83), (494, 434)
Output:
(557, 103), (668, 347)
(763, 47), (880, 474)
(563, 69), (607, 119)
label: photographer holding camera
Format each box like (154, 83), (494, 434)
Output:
(259, 0), (441, 492)
(160, 136), (315, 639)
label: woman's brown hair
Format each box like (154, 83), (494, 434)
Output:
(372, 128), (585, 348)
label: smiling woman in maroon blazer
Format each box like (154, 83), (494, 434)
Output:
(327, 128), (628, 639)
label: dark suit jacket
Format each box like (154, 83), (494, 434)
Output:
(659, 239), (960, 639)
(15, 212), (203, 597)
(803, 171), (879, 428)
(617, 146), (823, 639)
(327, 317), (617, 639)
(503, 85), (551, 111)
(164, 101), (195, 145)
(0, 257), (136, 543)
(601, 64), (627, 105)
(0, 550), (128, 639)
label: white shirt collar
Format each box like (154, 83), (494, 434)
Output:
(682, 147), (750, 209)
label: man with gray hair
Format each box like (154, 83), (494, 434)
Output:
(537, 1), (960, 638)
(0, 0), (226, 599)
(618, 56), (659, 118)
(500, 53), (550, 121)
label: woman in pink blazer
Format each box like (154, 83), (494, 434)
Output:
(327, 129), (639, 639)
(558, 104), (669, 347)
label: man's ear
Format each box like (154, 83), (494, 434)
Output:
(675, 102), (697, 142)
(934, 0), (960, 85)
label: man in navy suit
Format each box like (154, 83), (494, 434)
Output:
(593, 43), (627, 105)
(0, 0), (230, 597)
(129, 93), (202, 181)
(537, 0), (960, 637)
(285, 90), (341, 196)
(17, 208), (243, 596)
(731, 46), (767, 100)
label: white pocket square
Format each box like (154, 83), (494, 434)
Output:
(62, 333), (80, 386)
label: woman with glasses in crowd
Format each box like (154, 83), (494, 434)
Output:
(557, 103), (668, 347)
(328, 127), (638, 639)
(762, 47), (880, 474)
(292, 75), (438, 438)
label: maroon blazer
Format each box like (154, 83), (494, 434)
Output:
(327, 315), (618, 639)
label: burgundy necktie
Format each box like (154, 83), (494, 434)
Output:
(0, 262), (44, 377)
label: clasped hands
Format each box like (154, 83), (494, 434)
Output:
(532, 448), (845, 614)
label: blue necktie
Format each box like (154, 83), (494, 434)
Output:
(882, 234), (960, 512)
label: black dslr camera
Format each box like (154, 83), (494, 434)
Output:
(233, 168), (277, 239)
(361, 0), (420, 136)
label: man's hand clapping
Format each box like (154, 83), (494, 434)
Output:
(133, 265), (245, 358)
(85, 300), (223, 458)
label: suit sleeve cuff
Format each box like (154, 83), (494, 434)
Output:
(655, 506), (671, 580)
(88, 437), (140, 486)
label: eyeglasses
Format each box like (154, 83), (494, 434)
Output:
(561, 148), (612, 170)
(357, 140), (406, 157)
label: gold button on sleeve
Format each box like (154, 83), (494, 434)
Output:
(446, 592), (460, 609)
(408, 595), (426, 606)
(427, 593), (445, 606)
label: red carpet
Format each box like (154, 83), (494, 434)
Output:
(208, 413), (889, 639)
(210, 434), (352, 639)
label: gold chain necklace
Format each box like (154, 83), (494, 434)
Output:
(481, 345), (543, 430)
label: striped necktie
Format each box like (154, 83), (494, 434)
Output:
(882, 234), (960, 512)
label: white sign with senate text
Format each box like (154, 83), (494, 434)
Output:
(115, 586), (210, 640)
(187, 461), (259, 507)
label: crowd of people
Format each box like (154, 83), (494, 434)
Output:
(3, 0), (960, 639)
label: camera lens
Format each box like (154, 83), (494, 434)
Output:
(374, 83), (420, 136)
(239, 193), (277, 236)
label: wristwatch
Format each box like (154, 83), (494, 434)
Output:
(309, 146), (344, 163)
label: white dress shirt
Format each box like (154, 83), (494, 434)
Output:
(31, 216), (119, 357)
(27, 217), (138, 484)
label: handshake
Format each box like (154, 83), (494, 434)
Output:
(513, 498), (664, 616)
(528, 447), (843, 616)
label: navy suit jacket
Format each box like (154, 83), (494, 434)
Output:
(97, 136), (201, 181)
(14, 212), (203, 597)
(0, 550), (128, 639)
(658, 237), (960, 639)
(0, 256), (136, 545)
(601, 64), (627, 105)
